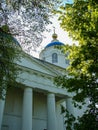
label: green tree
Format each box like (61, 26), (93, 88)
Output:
(0, 0), (62, 98)
(0, 25), (21, 99)
(0, 0), (61, 52)
(55, 0), (98, 129)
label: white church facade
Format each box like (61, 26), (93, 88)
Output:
(0, 33), (86, 130)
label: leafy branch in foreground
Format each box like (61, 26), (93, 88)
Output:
(55, 0), (98, 129)
(0, 26), (21, 99)
(0, 0), (61, 52)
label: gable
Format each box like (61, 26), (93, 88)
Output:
(17, 52), (62, 76)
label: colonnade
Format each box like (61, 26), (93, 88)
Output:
(0, 87), (74, 130)
(21, 88), (57, 130)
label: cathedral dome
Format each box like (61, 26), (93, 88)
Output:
(0, 31), (21, 47)
(45, 41), (64, 48)
(45, 31), (64, 48)
(39, 30), (67, 68)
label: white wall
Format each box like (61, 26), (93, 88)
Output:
(40, 47), (69, 68)
(2, 87), (23, 130)
(33, 92), (47, 130)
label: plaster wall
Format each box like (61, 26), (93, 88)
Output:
(17, 56), (55, 76)
(40, 47), (69, 68)
(2, 88), (22, 130)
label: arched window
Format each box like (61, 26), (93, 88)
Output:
(65, 59), (69, 65)
(52, 53), (58, 63)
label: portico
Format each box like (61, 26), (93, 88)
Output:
(0, 84), (73, 130)
(0, 31), (75, 130)
(0, 31), (87, 130)
(0, 51), (74, 130)
(21, 87), (58, 130)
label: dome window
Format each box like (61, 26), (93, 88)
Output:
(52, 53), (58, 63)
(65, 59), (69, 65)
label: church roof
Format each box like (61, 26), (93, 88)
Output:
(0, 31), (21, 47)
(45, 31), (64, 48)
(45, 41), (64, 48)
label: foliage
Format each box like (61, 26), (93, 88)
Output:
(64, 110), (75, 130)
(0, 25), (21, 99)
(74, 111), (98, 130)
(0, 0), (62, 98)
(61, 105), (76, 130)
(55, 0), (98, 129)
(0, 0), (61, 53)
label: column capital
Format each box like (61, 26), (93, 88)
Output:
(24, 87), (32, 91)
(47, 93), (55, 97)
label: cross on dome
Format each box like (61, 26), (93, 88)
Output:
(45, 28), (64, 48)
(52, 27), (58, 40)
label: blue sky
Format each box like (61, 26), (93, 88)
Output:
(32, 0), (75, 57)
(62, 0), (73, 4)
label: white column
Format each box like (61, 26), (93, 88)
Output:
(0, 88), (6, 130)
(0, 99), (5, 130)
(22, 87), (33, 130)
(47, 93), (57, 130)
(66, 97), (74, 115)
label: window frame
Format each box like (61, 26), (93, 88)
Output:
(52, 53), (58, 63)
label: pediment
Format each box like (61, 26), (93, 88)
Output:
(17, 52), (62, 76)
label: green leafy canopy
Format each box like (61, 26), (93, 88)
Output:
(0, 26), (21, 99)
(55, 0), (98, 129)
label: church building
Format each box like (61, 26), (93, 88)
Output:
(0, 32), (86, 130)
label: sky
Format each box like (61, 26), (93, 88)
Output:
(32, 16), (74, 58)
(32, 0), (74, 58)
(41, 17), (74, 47)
